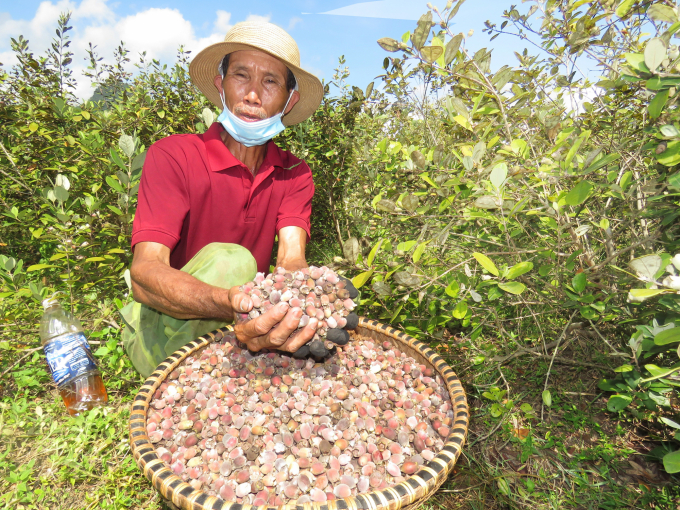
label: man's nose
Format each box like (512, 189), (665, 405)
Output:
(243, 87), (262, 106)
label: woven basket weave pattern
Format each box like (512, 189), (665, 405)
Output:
(129, 318), (469, 510)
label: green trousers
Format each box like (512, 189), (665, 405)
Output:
(120, 243), (257, 378)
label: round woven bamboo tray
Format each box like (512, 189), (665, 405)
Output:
(129, 317), (469, 510)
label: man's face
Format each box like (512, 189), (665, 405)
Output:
(213, 50), (300, 123)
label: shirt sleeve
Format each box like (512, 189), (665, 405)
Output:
(131, 143), (190, 251)
(276, 160), (314, 240)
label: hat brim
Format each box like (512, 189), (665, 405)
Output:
(189, 42), (324, 126)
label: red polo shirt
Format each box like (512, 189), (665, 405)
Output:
(131, 122), (314, 273)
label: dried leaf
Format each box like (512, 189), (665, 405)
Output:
(378, 37), (400, 52)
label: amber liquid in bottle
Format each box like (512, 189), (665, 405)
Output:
(59, 372), (108, 416)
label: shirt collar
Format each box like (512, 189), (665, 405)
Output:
(203, 122), (285, 173)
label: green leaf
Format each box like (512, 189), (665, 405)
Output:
(607, 394), (632, 412)
(376, 199), (397, 213)
(572, 272), (587, 293)
(110, 147), (126, 170)
(412, 241), (430, 263)
(85, 257), (106, 262)
(390, 304), (403, 323)
(506, 261), (533, 280)
(412, 12), (432, 50)
(352, 270), (374, 289)
(489, 163), (508, 189)
(628, 288), (670, 302)
(402, 195), (420, 212)
(31, 228), (43, 239)
(94, 347), (110, 356)
(472, 252), (499, 276)
(656, 140), (680, 166)
(54, 186), (69, 203)
(614, 364), (633, 373)
(107, 205), (124, 216)
(615, 0), (635, 18)
(564, 180), (593, 206)
(580, 305), (599, 320)
(669, 171), (680, 190)
(27, 264), (56, 272)
(397, 240), (417, 252)
(663, 450), (680, 474)
(371, 280), (392, 297)
(644, 37), (667, 73)
(448, 0), (466, 20)
(343, 237), (360, 264)
(648, 4), (678, 23)
(420, 45), (443, 64)
(106, 175), (124, 194)
(582, 153), (620, 174)
(452, 300), (468, 319)
(419, 172), (439, 188)
(366, 239), (383, 267)
(655, 328), (680, 345)
(624, 52), (650, 73)
(498, 282), (526, 295)
(649, 89), (669, 119)
(444, 33), (463, 65)
(660, 417), (680, 430)
(445, 281), (460, 298)
(538, 265), (552, 277)
(542, 390), (552, 407)
(119, 133), (136, 158)
(378, 37), (400, 52)
(29, 122), (39, 132)
(629, 254), (662, 280)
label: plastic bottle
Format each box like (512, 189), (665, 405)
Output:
(40, 295), (108, 415)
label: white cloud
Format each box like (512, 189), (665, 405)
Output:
(288, 16), (303, 31)
(214, 10), (232, 35)
(0, 0), (236, 100)
(309, 0), (430, 21)
(551, 85), (605, 114)
(245, 13), (272, 23)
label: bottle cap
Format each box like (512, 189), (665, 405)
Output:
(42, 292), (62, 310)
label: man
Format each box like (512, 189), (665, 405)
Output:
(121, 22), (353, 378)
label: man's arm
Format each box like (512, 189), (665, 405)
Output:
(130, 242), (241, 320)
(275, 225), (308, 270)
(131, 236), (318, 352)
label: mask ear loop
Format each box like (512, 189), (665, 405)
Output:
(279, 89), (295, 118)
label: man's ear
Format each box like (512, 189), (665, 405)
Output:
(213, 75), (224, 94)
(284, 90), (300, 115)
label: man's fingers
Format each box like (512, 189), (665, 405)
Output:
(230, 290), (253, 314)
(240, 302), (289, 338)
(285, 317), (318, 352)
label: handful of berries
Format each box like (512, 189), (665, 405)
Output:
(238, 266), (359, 358)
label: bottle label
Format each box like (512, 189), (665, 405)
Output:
(43, 333), (98, 386)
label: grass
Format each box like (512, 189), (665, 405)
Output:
(1, 317), (679, 510)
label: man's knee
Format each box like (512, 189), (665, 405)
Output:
(183, 243), (257, 288)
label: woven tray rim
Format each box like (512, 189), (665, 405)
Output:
(129, 317), (469, 510)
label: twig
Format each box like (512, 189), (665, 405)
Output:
(468, 419), (505, 446)
(0, 347), (43, 379)
(541, 312), (577, 421)
(587, 319), (627, 356)
(0, 140), (33, 193)
(587, 234), (659, 272)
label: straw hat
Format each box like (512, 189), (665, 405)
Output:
(189, 21), (324, 126)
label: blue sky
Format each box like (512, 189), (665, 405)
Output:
(0, 0), (537, 99)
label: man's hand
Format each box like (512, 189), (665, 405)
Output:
(233, 299), (319, 352)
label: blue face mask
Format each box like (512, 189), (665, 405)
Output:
(217, 88), (294, 147)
